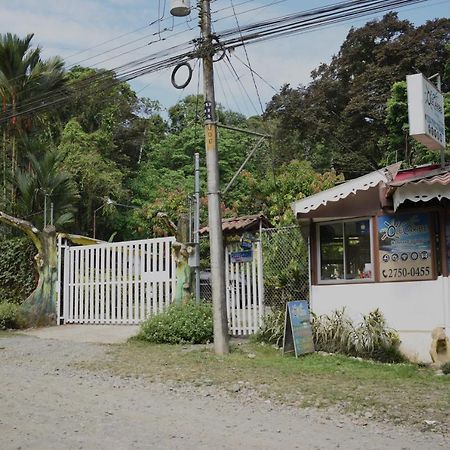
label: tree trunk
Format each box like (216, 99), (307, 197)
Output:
(0, 211), (57, 327)
(21, 226), (57, 326)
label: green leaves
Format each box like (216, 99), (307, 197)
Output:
(0, 237), (36, 304)
(12, 148), (78, 229)
(312, 308), (405, 363)
(265, 15), (450, 176)
(136, 302), (213, 344)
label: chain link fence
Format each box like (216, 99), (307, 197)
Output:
(199, 226), (310, 312)
(199, 235), (213, 302)
(260, 226), (309, 310)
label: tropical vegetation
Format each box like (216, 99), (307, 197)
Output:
(0, 14), (449, 324)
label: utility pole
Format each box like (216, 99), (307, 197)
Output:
(199, 0), (229, 354)
(194, 152), (201, 303)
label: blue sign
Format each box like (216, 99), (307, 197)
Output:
(230, 250), (253, 263)
(240, 232), (255, 249)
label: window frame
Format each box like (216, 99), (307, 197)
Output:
(316, 217), (375, 285)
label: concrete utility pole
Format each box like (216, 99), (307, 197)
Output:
(199, 0), (229, 354)
(194, 152), (201, 303)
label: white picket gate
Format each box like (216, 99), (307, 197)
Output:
(58, 237), (176, 325)
(225, 241), (264, 335)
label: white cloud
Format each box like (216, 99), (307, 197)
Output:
(0, 0), (447, 116)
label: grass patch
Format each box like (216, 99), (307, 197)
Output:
(0, 329), (16, 338)
(78, 340), (450, 432)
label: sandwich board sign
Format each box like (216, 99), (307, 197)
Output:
(282, 300), (314, 357)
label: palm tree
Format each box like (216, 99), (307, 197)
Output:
(0, 33), (65, 209)
(0, 146), (78, 326)
(14, 148), (78, 228)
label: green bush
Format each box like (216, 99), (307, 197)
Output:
(311, 309), (354, 355)
(354, 309), (404, 363)
(312, 308), (405, 363)
(441, 362), (450, 375)
(0, 237), (36, 304)
(136, 301), (213, 344)
(0, 302), (25, 330)
(255, 308), (285, 347)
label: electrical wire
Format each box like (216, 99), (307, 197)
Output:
(0, 0), (438, 124)
(231, 52), (278, 93)
(223, 54), (260, 115)
(229, 0), (264, 114)
(0, 43), (195, 124)
(217, 0), (431, 49)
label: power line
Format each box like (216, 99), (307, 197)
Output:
(217, 0), (431, 49)
(231, 52), (278, 93)
(229, 0), (264, 114)
(0, 0), (437, 124)
(0, 44), (194, 124)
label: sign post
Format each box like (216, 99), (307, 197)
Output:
(283, 300), (315, 357)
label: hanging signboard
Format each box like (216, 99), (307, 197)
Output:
(240, 232), (255, 249)
(283, 300), (315, 357)
(230, 250), (253, 263)
(407, 73), (446, 150)
(377, 213), (433, 282)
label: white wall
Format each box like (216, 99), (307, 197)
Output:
(311, 277), (450, 362)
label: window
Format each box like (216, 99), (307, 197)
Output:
(318, 218), (373, 283)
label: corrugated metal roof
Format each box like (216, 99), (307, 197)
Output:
(389, 164), (450, 188)
(390, 170), (450, 187)
(199, 213), (272, 235)
(390, 166), (450, 210)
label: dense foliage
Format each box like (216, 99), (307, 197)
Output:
(0, 237), (36, 304)
(2, 16), (449, 242)
(265, 14), (450, 177)
(136, 302), (213, 344)
(0, 302), (24, 329)
(0, 16), (449, 306)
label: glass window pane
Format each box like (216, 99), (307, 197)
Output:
(344, 220), (371, 279)
(320, 223), (344, 280)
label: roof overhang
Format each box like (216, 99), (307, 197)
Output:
(199, 213), (272, 235)
(391, 171), (450, 210)
(292, 163), (401, 221)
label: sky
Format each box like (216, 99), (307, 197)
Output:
(0, 0), (449, 117)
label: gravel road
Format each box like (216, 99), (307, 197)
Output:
(0, 334), (448, 450)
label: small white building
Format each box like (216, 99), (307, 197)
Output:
(292, 162), (450, 362)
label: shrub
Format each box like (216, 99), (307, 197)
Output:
(311, 308), (354, 354)
(441, 362), (450, 375)
(136, 301), (213, 344)
(0, 302), (25, 330)
(0, 237), (36, 304)
(312, 308), (405, 363)
(255, 308), (285, 347)
(354, 309), (404, 363)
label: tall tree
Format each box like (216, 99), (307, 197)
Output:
(0, 147), (77, 326)
(265, 14), (450, 177)
(0, 33), (65, 210)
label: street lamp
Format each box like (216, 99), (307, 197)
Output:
(93, 197), (137, 239)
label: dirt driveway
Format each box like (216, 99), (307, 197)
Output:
(0, 332), (448, 450)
